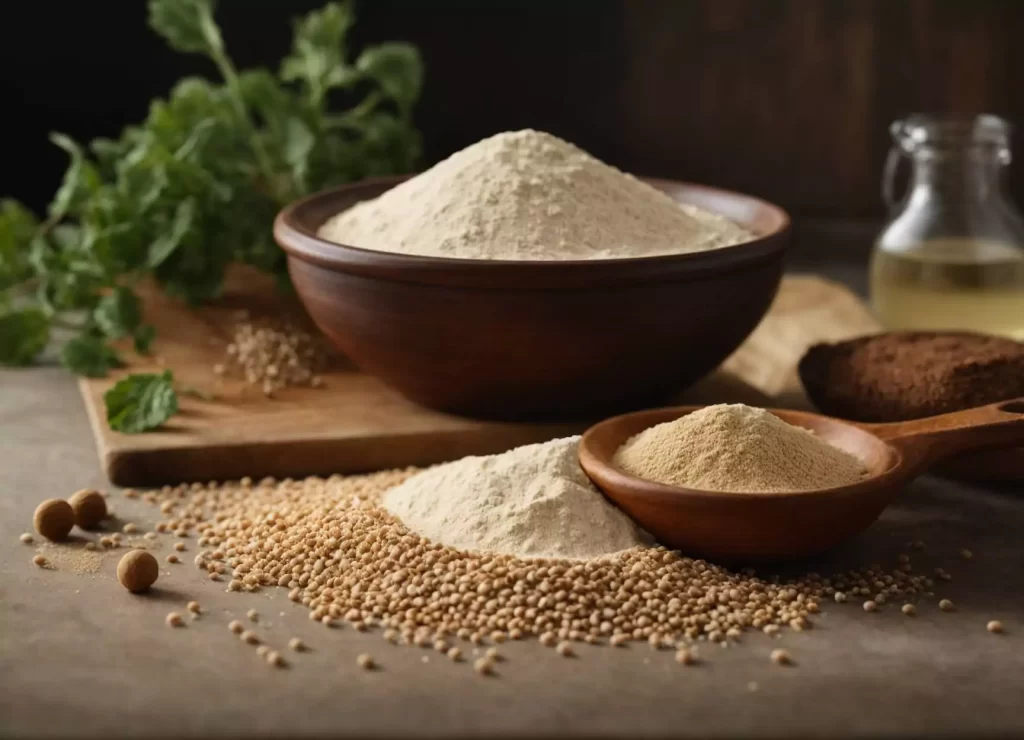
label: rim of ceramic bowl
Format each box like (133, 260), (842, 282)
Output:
(274, 175), (791, 289)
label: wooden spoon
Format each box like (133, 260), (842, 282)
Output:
(578, 399), (1024, 562)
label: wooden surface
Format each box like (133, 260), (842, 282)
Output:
(277, 176), (788, 418)
(79, 270), (850, 487)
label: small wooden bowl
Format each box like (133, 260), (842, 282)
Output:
(579, 400), (1024, 562)
(274, 176), (789, 420)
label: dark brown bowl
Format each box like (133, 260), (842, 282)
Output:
(274, 176), (790, 420)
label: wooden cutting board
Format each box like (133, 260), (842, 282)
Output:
(80, 267), (778, 486)
(92, 269), (1016, 487)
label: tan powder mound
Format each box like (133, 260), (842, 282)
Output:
(614, 404), (867, 493)
(318, 129), (751, 261)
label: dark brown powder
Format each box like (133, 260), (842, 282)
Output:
(798, 331), (1024, 422)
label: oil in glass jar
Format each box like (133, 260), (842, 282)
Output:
(870, 115), (1024, 340)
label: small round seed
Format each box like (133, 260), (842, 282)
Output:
(247, 609), (259, 622)
(960, 548), (973, 560)
(288, 638), (306, 652)
(556, 641), (574, 657)
(356, 653), (375, 670)
(266, 651), (286, 667)
(174, 542), (186, 552)
(229, 620), (244, 634)
(123, 523), (139, 534)
(20, 533), (34, 545)
(770, 649), (792, 665)
(834, 591), (847, 603)
(241, 630), (260, 645)
(166, 612), (183, 628)
(473, 657), (493, 675)
(187, 601), (201, 614)
(166, 554), (180, 564)
(863, 600), (878, 612)
(901, 603), (916, 616)
(939, 599), (955, 612)
(256, 645), (270, 657)
(32, 554), (48, 568)
(447, 647), (462, 661)
(675, 648), (695, 665)
(987, 620), (1004, 634)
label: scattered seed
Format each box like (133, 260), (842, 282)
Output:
(166, 554), (180, 564)
(34, 499), (76, 541)
(208, 572), (220, 581)
(770, 649), (792, 665)
(960, 548), (973, 560)
(247, 609), (259, 622)
(863, 600), (878, 612)
(32, 554), (48, 568)
(241, 630), (260, 645)
(67, 489), (107, 530)
(123, 523), (139, 534)
(166, 612), (183, 628)
(186, 601), (201, 615)
(267, 651), (286, 667)
(556, 641), (574, 657)
(288, 637), (306, 652)
(356, 653), (375, 670)
(610, 634), (629, 647)
(20, 533), (34, 545)
(229, 620), (244, 634)
(485, 647), (502, 662)
(256, 645), (270, 657)
(84, 542), (97, 551)
(447, 647), (462, 662)
(117, 550), (159, 593)
(675, 648), (695, 665)
(939, 599), (955, 612)
(834, 591), (847, 603)
(145, 532), (159, 541)
(539, 632), (557, 647)
(321, 616), (336, 628)
(901, 604), (916, 616)
(174, 542), (186, 552)
(763, 624), (780, 636)
(987, 620), (1004, 634)
(473, 657), (493, 675)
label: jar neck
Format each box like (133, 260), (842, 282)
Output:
(909, 153), (1003, 202)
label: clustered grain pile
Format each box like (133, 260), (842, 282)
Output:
(219, 315), (332, 396)
(614, 404), (867, 493)
(140, 471), (942, 649)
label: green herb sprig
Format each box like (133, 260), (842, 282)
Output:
(0, 0), (422, 432)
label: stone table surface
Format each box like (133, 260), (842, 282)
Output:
(2, 266), (1023, 739)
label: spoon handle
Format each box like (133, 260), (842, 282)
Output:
(860, 398), (1024, 463)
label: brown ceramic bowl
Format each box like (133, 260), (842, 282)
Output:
(274, 176), (790, 420)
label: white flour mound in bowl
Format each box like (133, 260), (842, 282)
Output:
(318, 129), (751, 260)
(383, 437), (648, 560)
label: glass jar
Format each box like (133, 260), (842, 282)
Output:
(870, 114), (1024, 340)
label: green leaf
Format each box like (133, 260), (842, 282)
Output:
(281, 1), (358, 98)
(148, 0), (222, 56)
(104, 370), (178, 433)
(0, 308), (50, 365)
(60, 335), (124, 377)
(49, 133), (101, 220)
(148, 198), (196, 268)
(356, 43), (423, 113)
(133, 324), (156, 355)
(0, 199), (39, 290)
(283, 117), (315, 189)
(93, 286), (142, 339)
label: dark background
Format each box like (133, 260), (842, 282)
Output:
(3, 0), (1022, 222)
